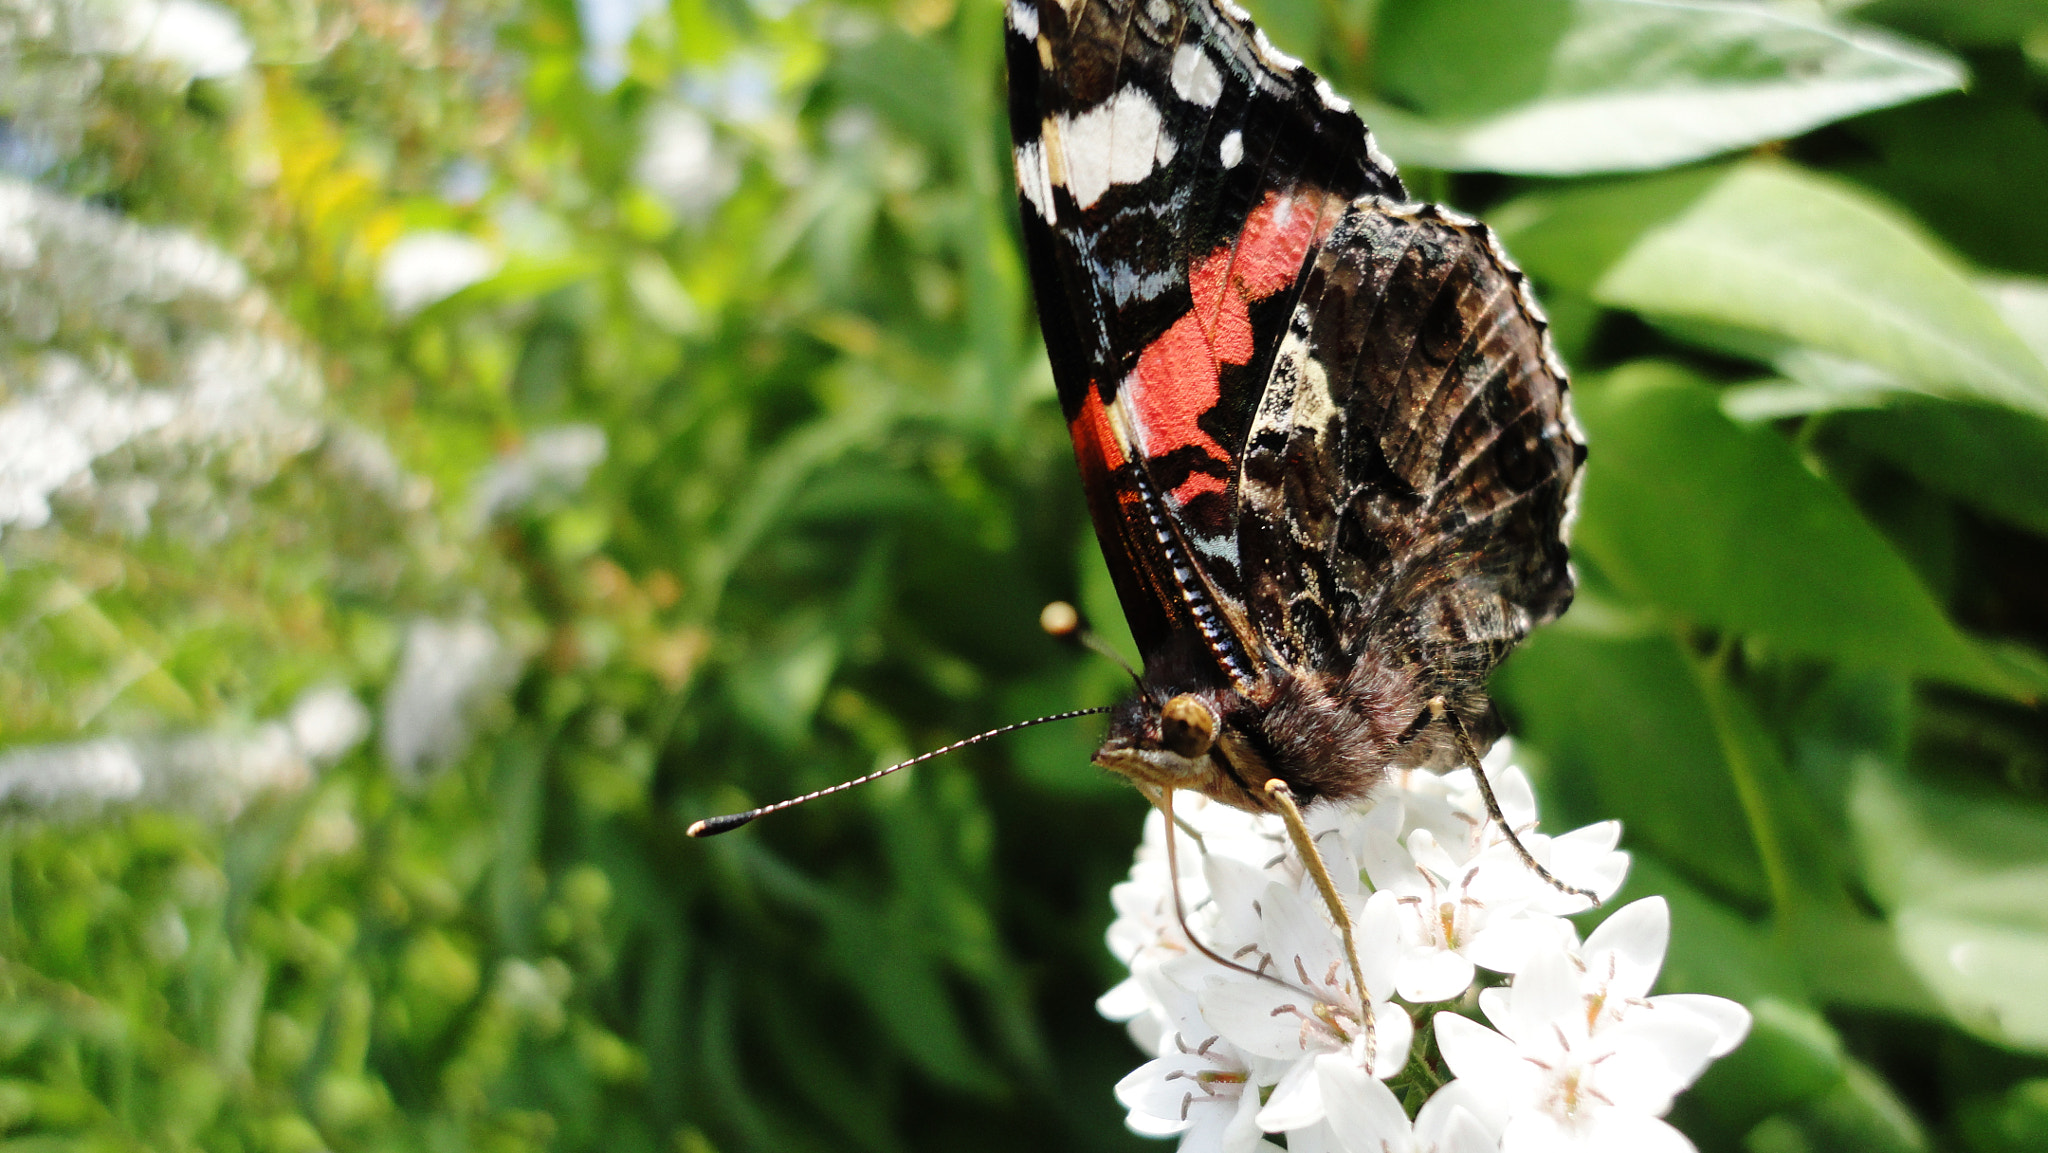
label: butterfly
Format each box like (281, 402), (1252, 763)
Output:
(1003, 0), (1584, 816)
(686, 0), (1583, 843)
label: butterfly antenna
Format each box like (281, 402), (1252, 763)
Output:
(687, 706), (1115, 837)
(1428, 697), (1599, 906)
(1041, 600), (1142, 687)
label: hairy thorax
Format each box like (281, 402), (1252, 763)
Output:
(1092, 647), (1484, 813)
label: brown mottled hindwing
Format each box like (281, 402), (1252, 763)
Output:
(1236, 200), (1583, 739)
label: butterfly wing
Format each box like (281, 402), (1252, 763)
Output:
(1234, 199), (1583, 739)
(1004, 0), (1402, 686)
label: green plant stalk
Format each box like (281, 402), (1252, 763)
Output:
(1685, 634), (1798, 930)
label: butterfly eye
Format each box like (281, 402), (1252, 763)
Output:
(1160, 694), (1218, 759)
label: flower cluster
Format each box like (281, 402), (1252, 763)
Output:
(1101, 742), (1749, 1153)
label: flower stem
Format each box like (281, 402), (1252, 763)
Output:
(1686, 634), (1797, 928)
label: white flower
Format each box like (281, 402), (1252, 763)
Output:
(1358, 750), (1631, 1002)
(1099, 748), (1739, 1153)
(1406, 752), (1631, 914)
(287, 684), (371, 763)
(1477, 898), (1752, 1063)
(1195, 879), (1413, 1134)
(1435, 899), (1751, 1153)
(1363, 826), (1568, 1002)
(1320, 1071), (1501, 1153)
(1115, 969), (1282, 1153)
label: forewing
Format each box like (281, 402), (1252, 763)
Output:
(1235, 200), (1583, 695)
(1006, 0), (1401, 686)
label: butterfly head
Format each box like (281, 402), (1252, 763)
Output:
(1094, 688), (1281, 811)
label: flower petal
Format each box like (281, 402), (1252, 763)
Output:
(1648, 993), (1752, 1058)
(1583, 897), (1670, 1000)
(1361, 1000), (1415, 1078)
(1116, 1056), (1200, 1130)
(1580, 1109), (1698, 1153)
(1416, 1081), (1505, 1153)
(1255, 1055), (1324, 1131)
(1198, 978), (1325, 1060)
(1493, 939), (1587, 1048)
(1098, 975), (1151, 1022)
(1396, 943), (1478, 1003)
(1316, 1059), (1410, 1153)
(1434, 1012), (1534, 1112)
(1466, 911), (1574, 976)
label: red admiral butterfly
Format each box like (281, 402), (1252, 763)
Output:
(1005, 0), (1583, 817)
(688, 0), (1580, 842)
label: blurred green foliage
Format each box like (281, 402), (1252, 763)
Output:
(1, 0), (2046, 1150)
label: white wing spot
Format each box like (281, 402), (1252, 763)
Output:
(1053, 87), (1171, 209)
(1220, 130), (1243, 168)
(1014, 140), (1055, 223)
(1170, 44), (1223, 108)
(1006, 0), (1038, 39)
(1147, 0), (1170, 22)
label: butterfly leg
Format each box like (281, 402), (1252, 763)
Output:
(1426, 697), (1601, 907)
(1262, 779), (1377, 1072)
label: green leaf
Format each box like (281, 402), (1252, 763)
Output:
(1839, 94), (2048, 278)
(1848, 762), (2048, 1052)
(1857, 0), (2048, 46)
(1958, 1079), (2048, 1153)
(1488, 164), (1727, 296)
(1361, 0), (1963, 174)
(1594, 161), (2048, 416)
(1497, 628), (1770, 904)
(1831, 400), (2048, 537)
(1573, 362), (2024, 695)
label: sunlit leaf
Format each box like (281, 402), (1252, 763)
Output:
(1362, 0), (1962, 173)
(1596, 161), (2048, 415)
(1573, 363), (2025, 694)
(1849, 762), (2048, 1052)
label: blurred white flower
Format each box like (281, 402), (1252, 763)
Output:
(120, 0), (251, 77)
(376, 231), (500, 318)
(636, 103), (739, 220)
(0, 683), (370, 822)
(0, 739), (146, 815)
(0, 179), (331, 540)
(288, 684), (373, 763)
(469, 424), (608, 524)
(379, 617), (515, 777)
